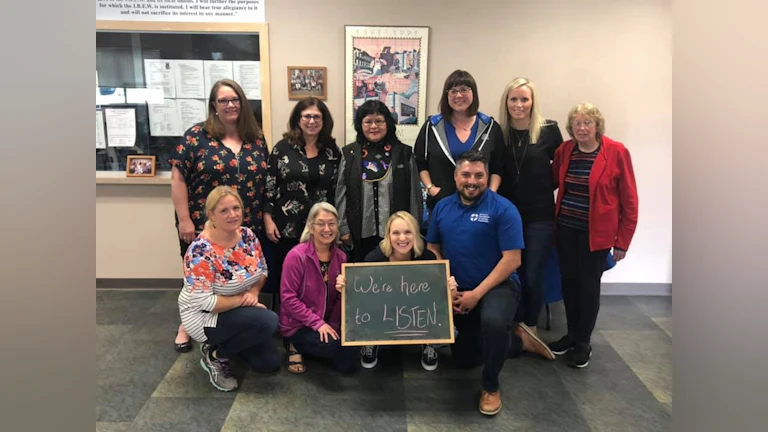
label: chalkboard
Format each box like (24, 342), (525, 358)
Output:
(341, 260), (455, 346)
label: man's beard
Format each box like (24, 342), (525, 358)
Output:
(458, 185), (485, 202)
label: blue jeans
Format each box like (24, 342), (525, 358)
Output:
(515, 221), (554, 327)
(203, 306), (280, 373)
(450, 280), (522, 392)
(289, 327), (358, 373)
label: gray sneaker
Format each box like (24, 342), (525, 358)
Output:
(200, 343), (238, 392)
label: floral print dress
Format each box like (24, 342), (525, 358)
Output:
(169, 123), (269, 234)
(264, 138), (341, 239)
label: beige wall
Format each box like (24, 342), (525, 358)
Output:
(96, 0), (672, 283)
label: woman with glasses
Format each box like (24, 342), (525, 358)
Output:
(548, 103), (639, 368)
(169, 79), (269, 353)
(335, 99), (423, 262)
(263, 97), (341, 303)
(496, 78), (564, 335)
(279, 202), (357, 374)
(414, 70), (505, 211)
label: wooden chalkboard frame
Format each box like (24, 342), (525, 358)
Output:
(340, 260), (455, 346)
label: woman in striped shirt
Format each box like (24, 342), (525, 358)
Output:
(179, 186), (279, 392)
(549, 103), (639, 369)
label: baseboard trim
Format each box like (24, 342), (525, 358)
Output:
(601, 283), (671, 296)
(97, 279), (671, 296)
(97, 278), (182, 289)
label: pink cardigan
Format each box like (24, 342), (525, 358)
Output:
(279, 240), (347, 337)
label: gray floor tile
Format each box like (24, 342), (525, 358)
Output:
(403, 357), (590, 431)
(96, 422), (132, 432)
(652, 317), (672, 337)
(96, 291), (675, 431)
(554, 333), (672, 432)
(222, 361), (406, 426)
(629, 296), (672, 318)
(97, 340), (181, 421)
(127, 397), (233, 432)
(223, 422), (406, 432)
(97, 381), (161, 423)
(602, 330), (672, 406)
(151, 351), (241, 399)
(594, 296), (662, 332)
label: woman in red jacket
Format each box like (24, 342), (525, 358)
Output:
(279, 202), (357, 374)
(548, 103), (638, 368)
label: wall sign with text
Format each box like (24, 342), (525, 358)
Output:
(341, 260), (454, 346)
(96, 0), (265, 23)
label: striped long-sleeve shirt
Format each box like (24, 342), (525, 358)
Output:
(557, 146), (600, 231)
(178, 226), (268, 342)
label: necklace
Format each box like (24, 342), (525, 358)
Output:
(513, 128), (529, 147)
(452, 116), (475, 132)
(510, 129), (529, 180)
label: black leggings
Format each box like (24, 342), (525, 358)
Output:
(556, 224), (609, 348)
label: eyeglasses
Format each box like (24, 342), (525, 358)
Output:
(216, 98), (241, 107)
(301, 114), (323, 122)
(313, 221), (338, 229)
(447, 86), (472, 96)
(571, 119), (596, 128)
(362, 119), (386, 127)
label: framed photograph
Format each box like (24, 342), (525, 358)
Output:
(345, 26), (430, 146)
(287, 66), (327, 100)
(126, 155), (157, 177)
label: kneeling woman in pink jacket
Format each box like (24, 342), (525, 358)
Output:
(279, 202), (357, 374)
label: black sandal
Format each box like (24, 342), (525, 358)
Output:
(283, 340), (305, 374)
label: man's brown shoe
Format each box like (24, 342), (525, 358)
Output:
(479, 390), (502, 416)
(515, 323), (555, 360)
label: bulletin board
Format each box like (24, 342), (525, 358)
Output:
(95, 21), (272, 181)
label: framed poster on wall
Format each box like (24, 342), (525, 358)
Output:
(344, 26), (429, 147)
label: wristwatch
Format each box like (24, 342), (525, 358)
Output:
(426, 183), (435, 193)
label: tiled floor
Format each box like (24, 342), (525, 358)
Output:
(96, 290), (672, 432)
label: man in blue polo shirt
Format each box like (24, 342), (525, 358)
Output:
(426, 151), (554, 416)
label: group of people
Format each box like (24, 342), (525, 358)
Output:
(170, 71), (639, 416)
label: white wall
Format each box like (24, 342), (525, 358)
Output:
(96, 0), (672, 284)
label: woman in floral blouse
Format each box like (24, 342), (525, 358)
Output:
(263, 97), (341, 295)
(335, 100), (423, 262)
(179, 186), (278, 392)
(169, 79), (269, 353)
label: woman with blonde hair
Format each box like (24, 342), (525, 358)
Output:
(548, 103), (638, 368)
(178, 186), (278, 392)
(279, 202), (357, 374)
(497, 77), (564, 334)
(335, 211), (458, 370)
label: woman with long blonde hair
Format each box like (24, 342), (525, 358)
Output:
(497, 77), (564, 334)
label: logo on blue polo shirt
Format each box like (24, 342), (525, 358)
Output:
(470, 213), (490, 223)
